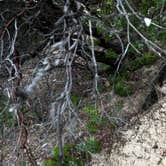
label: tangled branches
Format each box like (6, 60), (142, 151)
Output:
(0, 0), (165, 164)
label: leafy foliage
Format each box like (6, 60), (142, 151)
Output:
(0, 0), (165, 165)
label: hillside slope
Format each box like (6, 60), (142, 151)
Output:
(90, 83), (166, 166)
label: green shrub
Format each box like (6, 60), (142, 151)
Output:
(87, 118), (99, 133)
(44, 160), (56, 166)
(129, 54), (158, 71)
(44, 137), (101, 166)
(108, 53), (158, 97)
(84, 106), (108, 133)
(114, 81), (133, 97)
(84, 106), (100, 133)
(44, 144), (85, 166)
(84, 106), (97, 115)
(0, 92), (16, 129)
(109, 74), (121, 85)
(109, 74), (133, 97)
(76, 136), (101, 153)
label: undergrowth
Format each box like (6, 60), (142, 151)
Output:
(84, 106), (108, 133)
(128, 53), (159, 71)
(0, 92), (16, 130)
(107, 53), (158, 97)
(44, 137), (101, 166)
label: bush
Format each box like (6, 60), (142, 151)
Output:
(76, 136), (101, 153)
(84, 106), (108, 133)
(129, 53), (158, 71)
(114, 81), (133, 97)
(44, 137), (101, 166)
(84, 106), (100, 133)
(109, 75), (133, 97)
(44, 144), (85, 166)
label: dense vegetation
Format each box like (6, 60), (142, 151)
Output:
(0, 0), (165, 165)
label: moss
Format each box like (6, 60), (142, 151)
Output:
(54, 144), (83, 166)
(157, 30), (166, 42)
(98, 0), (113, 16)
(127, 42), (144, 54)
(114, 102), (122, 113)
(129, 53), (158, 71)
(107, 53), (158, 97)
(0, 109), (16, 128)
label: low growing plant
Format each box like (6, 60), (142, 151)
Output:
(84, 106), (108, 133)
(129, 53), (158, 71)
(71, 94), (80, 106)
(114, 81), (133, 97)
(109, 75), (133, 97)
(44, 137), (101, 166)
(0, 92), (16, 129)
(105, 48), (119, 60)
(44, 144), (85, 166)
(76, 136), (101, 153)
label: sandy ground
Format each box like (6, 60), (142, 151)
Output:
(90, 83), (166, 166)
